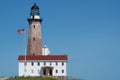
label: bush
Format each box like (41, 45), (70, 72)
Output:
(6, 77), (58, 80)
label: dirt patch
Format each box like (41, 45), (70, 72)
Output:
(0, 78), (7, 80)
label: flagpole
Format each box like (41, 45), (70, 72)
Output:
(24, 29), (27, 76)
(18, 28), (26, 76)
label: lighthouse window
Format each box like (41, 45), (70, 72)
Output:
(33, 38), (35, 41)
(33, 25), (35, 28)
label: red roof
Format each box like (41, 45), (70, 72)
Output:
(18, 55), (68, 61)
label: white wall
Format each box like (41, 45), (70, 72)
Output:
(42, 45), (50, 55)
(30, 15), (40, 19)
(18, 60), (67, 77)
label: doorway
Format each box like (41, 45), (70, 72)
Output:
(43, 69), (46, 75)
(42, 66), (53, 76)
(49, 69), (52, 76)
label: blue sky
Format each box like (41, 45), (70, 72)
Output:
(0, 0), (120, 80)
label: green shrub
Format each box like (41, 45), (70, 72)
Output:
(6, 77), (58, 80)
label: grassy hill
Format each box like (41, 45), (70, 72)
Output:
(6, 77), (58, 80)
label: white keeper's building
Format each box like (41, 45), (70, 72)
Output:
(18, 48), (67, 77)
(18, 3), (68, 78)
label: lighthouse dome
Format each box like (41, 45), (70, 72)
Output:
(30, 3), (40, 15)
(31, 3), (39, 10)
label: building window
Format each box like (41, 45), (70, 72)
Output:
(62, 62), (64, 66)
(38, 69), (40, 73)
(56, 70), (58, 73)
(56, 62), (58, 66)
(24, 62), (27, 66)
(31, 62), (34, 66)
(38, 62), (40, 66)
(33, 37), (35, 41)
(44, 62), (46, 65)
(24, 69), (27, 72)
(50, 62), (52, 65)
(31, 70), (34, 73)
(62, 70), (64, 73)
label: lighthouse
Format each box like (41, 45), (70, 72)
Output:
(27, 3), (42, 55)
(18, 4), (68, 79)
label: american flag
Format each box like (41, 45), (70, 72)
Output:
(18, 29), (25, 34)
